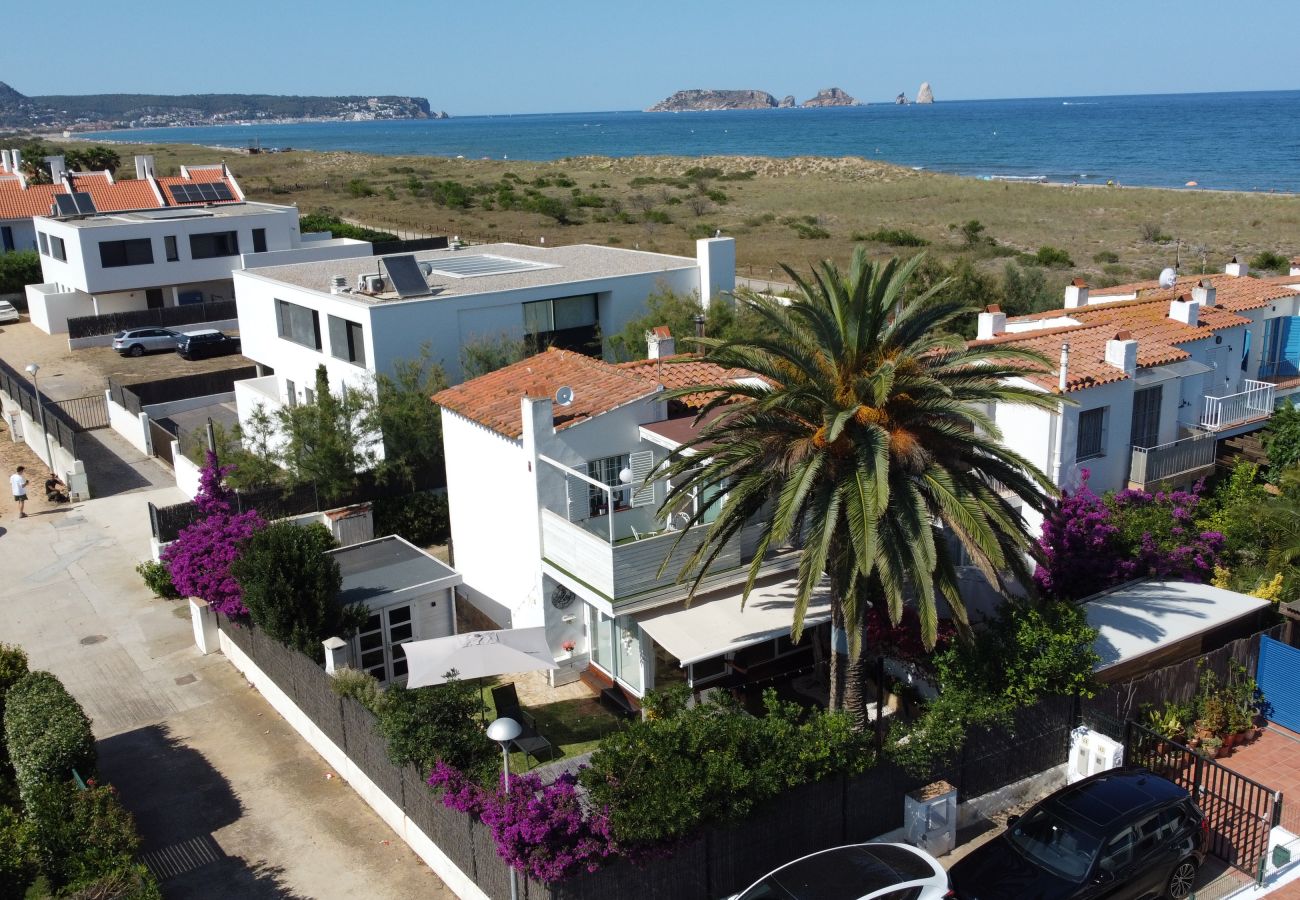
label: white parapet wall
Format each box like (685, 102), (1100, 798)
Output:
(172, 442), (201, 499)
(215, 629), (489, 900)
(106, 392), (151, 456)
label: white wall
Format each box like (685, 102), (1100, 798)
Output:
(106, 392), (151, 455)
(3, 220), (37, 253)
(25, 283), (85, 334)
(240, 239), (371, 269)
(173, 442), (201, 499)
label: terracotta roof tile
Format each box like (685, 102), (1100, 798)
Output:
(433, 348), (661, 439)
(616, 355), (762, 408)
(0, 171), (158, 219)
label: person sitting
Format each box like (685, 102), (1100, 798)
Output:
(44, 473), (69, 503)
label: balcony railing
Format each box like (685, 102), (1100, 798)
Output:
(1129, 433), (1218, 487)
(1201, 380), (1275, 430)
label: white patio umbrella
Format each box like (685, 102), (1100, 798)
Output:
(403, 626), (559, 688)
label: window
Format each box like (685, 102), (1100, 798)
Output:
(1, 226), (12, 252)
(354, 604), (414, 684)
(98, 238), (154, 268)
(588, 454), (631, 516)
(284, 378), (296, 407)
(188, 230), (239, 259)
(1098, 827), (1137, 874)
(304, 387), (315, 405)
(1076, 407), (1106, 460)
(37, 232), (48, 255)
(165, 235), (179, 261)
(49, 235), (65, 261)
(328, 315), (367, 366)
(591, 609), (614, 674)
(275, 298), (321, 350)
(252, 228), (267, 253)
(1129, 386), (1162, 450)
(523, 294), (599, 354)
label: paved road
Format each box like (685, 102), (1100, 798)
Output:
(0, 451), (452, 897)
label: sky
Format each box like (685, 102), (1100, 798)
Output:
(7, 0), (1296, 115)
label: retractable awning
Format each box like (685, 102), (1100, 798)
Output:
(635, 574), (832, 666)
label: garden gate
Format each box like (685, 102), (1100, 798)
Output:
(1124, 720), (1281, 882)
(1256, 635), (1300, 734)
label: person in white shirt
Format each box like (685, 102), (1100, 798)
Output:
(10, 465), (27, 518)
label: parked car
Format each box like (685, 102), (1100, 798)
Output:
(112, 327), (180, 357)
(730, 842), (950, 900)
(0, 301), (19, 324)
(176, 329), (241, 360)
(949, 769), (1207, 900)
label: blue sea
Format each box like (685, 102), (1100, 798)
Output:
(88, 91), (1300, 193)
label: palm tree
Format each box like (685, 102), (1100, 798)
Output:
(658, 249), (1059, 729)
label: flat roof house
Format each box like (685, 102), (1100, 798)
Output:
(230, 238), (735, 445)
(26, 198), (373, 335)
(971, 262), (1300, 536)
(432, 337), (827, 709)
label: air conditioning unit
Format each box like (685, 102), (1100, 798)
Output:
(1067, 726), (1124, 784)
(365, 275), (385, 292)
(904, 780), (957, 857)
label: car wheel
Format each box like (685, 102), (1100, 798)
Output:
(1166, 858), (1198, 899)
(128, 344), (144, 357)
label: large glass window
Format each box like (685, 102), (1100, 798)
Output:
(1, 226), (12, 252)
(1076, 407), (1107, 460)
(49, 235), (65, 262)
(164, 235), (179, 261)
(523, 294), (599, 354)
(591, 609), (614, 674)
(587, 454), (631, 517)
(614, 616), (643, 693)
(99, 238), (154, 268)
(189, 230), (240, 259)
(37, 232), (48, 256)
(328, 315), (366, 366)
(252, 227), (267, 253)
(275, 299), (321, 350)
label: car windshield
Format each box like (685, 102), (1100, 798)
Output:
(1005, 806), (1102, 881)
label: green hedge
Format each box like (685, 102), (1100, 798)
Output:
(372, 491), (449, 546)
(4, 671), (97, 810)
(25, 781), (154, 893)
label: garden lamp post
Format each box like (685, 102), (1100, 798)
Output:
(487, 716), (522, 900)
(24, 363), (53, 471)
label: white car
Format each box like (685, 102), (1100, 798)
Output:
(730, 842), (950, 900)
(0, 301), (19, 324)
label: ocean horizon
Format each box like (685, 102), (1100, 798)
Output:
(86, 89), (1300, 193)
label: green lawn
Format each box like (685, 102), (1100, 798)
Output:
(477, 676), (624, 770)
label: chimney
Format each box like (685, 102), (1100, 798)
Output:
(10, 149), (20, 174)
(696, 236), (736, 309)
(1063, 278), (1089, 309)
(1105, 330), (1138, 377)
(977, 303), (1007, 340)
(646, 326), (675, 359)
(134, 154), (155, 179)
(0, 149), (9, 173)
(1290, 257), (1300, 278)
(1191, 279), (1216, 308)
(1224, 255), (1248, 277)
(1169, 294), (1202, 326)
(45, 155), (66, 183)
(1058, 343), (1070, 393)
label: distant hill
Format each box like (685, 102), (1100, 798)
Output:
(647, 89), (779, 112)
(0, 82), (438, 130)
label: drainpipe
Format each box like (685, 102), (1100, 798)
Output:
(1051, 343), (1070, 484)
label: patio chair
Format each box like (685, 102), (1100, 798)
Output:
(491, 683), (556, 767)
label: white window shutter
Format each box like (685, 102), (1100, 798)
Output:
(630, 450), (655, 507)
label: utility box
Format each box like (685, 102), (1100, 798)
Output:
(1067, 726), (1124, 784)
(905, 779), (957, 857)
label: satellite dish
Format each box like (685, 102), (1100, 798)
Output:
(1158, 267), (1178, 289)
(555, 386), (574, 406)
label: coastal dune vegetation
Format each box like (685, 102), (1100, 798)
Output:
(38, 139), (1300, 316)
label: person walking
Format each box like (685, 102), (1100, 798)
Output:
(10, 465), (27, 518)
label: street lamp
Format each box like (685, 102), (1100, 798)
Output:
(486, 716), (522, 900)
(24, 363), (53, 471)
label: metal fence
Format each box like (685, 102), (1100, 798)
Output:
(67, 299), (238, 340)
(52, 394), (109, 430)
(0, 358), (86, 456)
(108, 367), (258, 416)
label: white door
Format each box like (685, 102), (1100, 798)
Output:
(355, 603), (415, 684)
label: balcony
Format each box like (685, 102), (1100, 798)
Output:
(1200, 380), (1275, 431)
(1128, 433), (1218, 489)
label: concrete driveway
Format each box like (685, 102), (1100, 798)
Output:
(0, 462), (452, 897)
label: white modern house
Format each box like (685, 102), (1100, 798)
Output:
(0, 150), (242, 255)
(432, 338), (828, 709)
(229, 238), (736, 444)
(973, 261), (1300, 534)
(25, 200), (372, 334)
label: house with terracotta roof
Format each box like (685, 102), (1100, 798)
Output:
(431, 336), (823, 710)
(972, 260), (1300, 533)
(0, 149), (243, 255)
(229, 238), (735, 441)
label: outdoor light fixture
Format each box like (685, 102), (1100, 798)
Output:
(487, 716), (522, 900)
(24, 363), (54, 471)
(618, 467), (632, 484)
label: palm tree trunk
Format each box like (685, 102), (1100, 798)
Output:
(844, 652), (870, 732)
(828, 602), (844, 711)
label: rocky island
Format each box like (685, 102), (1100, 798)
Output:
(916, 82), (935, 104)
(0, 81), (439, 131)
(647, 89), (779, 112)
(802, 87), (858, 107)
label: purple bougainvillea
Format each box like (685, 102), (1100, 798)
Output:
(161, 453), (264, 616)
(429, 761), (619, 882)
(1034, 469), (1224, 600)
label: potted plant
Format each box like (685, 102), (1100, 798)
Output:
(560, 639), (576, 658)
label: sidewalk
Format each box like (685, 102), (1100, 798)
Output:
(0, 479), (453, 898)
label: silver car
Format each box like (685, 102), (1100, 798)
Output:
(0, 301), (19, 323)
(112, 327), (181, 357)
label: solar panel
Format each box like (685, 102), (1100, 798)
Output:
(168, 182), (232, 205)
(53, 194), (79, 216)
(69, 191), (96, 214)
(424, 254), (553, 278)
(381, 255), (432, 298)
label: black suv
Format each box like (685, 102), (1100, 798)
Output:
(176, 330), (241, 360)
(950, 769), (1207, 900)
